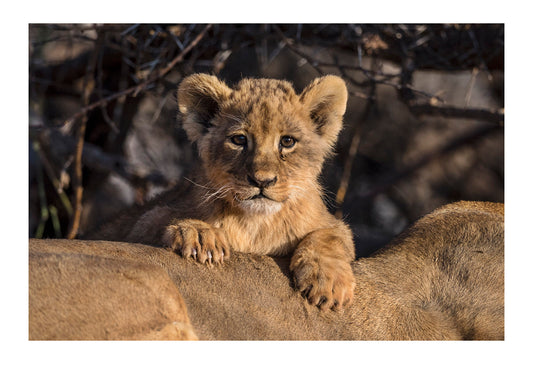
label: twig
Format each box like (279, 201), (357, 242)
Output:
(49, 206), (62, 238)
(31, 125), (172, 190)
(316, 61), (400, 80)
(464, 67), (479, 107)
(360, 123), (502, 198)
(60, 24), (212, 129)
(333, 55), (375, 101)
(66, 32), (101, 239)
(334, 58), (378, 218)
(274, 25), (436, 104)
(34, 145), (49, 239)
(97, 42), (119, 133)
(334, 131), (361, 219)
(468, 29), (493, 81)
(272, 25), (325, 75)
(31, 140), (73, 215)
(133, 24), (212, 96)
(408, 103), (504, 125)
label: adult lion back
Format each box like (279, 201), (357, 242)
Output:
(29, 240), (198, 340)
(350, 201), (504, 340)
(28, 201), (504, 340)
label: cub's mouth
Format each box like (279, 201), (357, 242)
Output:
(249, 192), (272, 201)
(236, 190), (283, 214)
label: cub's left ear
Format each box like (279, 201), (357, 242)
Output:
(299, 75), (348, 147)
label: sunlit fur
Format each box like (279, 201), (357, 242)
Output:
(62, 201), (503, 340)
(96, 74), (356, 310)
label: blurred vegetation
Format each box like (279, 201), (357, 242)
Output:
(29, 24), (504, 257)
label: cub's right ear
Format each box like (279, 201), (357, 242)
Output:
(178, 74), (232, 143)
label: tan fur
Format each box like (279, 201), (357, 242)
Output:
(31, 201), (504, 340)
(29, 246), (197, 340)
(92, 74), (355, 310)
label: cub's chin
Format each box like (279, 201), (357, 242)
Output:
(237, 197), (283, 215)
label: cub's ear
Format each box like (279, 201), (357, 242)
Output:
(177, 74), (232, 143)
(299, 75), (348, 148)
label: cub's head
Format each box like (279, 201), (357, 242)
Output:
(178, 74), (347, 215)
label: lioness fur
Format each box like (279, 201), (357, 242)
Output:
(31, 201), (504, 340)
(29, 247), (198, 340)
(93, 74), (355, 310)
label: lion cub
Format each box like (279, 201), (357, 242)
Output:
(99, 74), (356, 310)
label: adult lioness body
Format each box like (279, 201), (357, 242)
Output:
(33, 201), (504, 340)
(94, 74), (355, 310)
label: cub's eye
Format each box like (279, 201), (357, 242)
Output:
(230, 135), (247, 146)
(280, 135), (296, 148)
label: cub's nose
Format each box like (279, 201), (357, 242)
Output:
(247, 174), (277, 189)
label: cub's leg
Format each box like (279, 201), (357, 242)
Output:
(290, 227), (355, 310)
(163, 219), (229, 265)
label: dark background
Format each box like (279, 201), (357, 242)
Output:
(29, 24), (504, 257)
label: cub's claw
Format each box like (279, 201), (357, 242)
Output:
(163, 219), (229, 265)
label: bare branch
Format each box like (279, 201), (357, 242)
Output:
(360, 123), (503, 198)
(66, 32), (102, 239)
(335, 58), (379, 218)
(31, 125), (173, 190)
(60, 24), (212, 129)
(272, 25), (325, 76)
(408, 103), (504, 124)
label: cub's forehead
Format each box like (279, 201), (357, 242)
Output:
(218, 78), (307, 131)
(233, 78), (297, 98)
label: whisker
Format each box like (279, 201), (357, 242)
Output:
(184, 177), (232, 205)
(184, 177), (217, 191)
(200, 185), (232, 205)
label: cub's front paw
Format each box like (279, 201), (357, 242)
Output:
(290, 250), (355, 311)
(163, 219), (229, 265)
